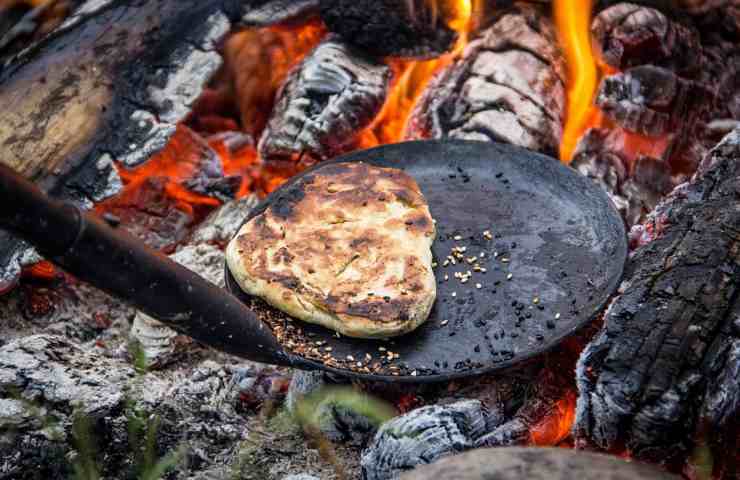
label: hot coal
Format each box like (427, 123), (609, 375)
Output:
(591, 3), (702, 75)
(319, 0), (459, 59)
(405, 5), (565, 157)
(259, 36), (390, 164)
(361, 400), (502, 480)
(572, 129), (677, 227)
(575, 128), (740, 468)
(240, 0), (320, 26)
(399, 447), (680, 480)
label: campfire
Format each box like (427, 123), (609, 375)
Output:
(0, 0), (738, 479)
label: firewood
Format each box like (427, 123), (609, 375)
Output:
(574, 128), (740, 467)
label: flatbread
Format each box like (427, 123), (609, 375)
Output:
(226, 161), (436, 338)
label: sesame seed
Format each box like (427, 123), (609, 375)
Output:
(451, 292), (457, 297)
(481, 268), (487, 273)
(555, 313), (561, 320)
(379, 347), (387, 352)
(347, 355), (354, 361)
(476, 283), (482, 289)
(454, 235), (462, 241)
(444, 274), (449, 281)
(533, 297), (540, 304)
(432, 262), (438, 268)
(440, 320), (448, 326)
(501, 257), (509, 263)
(479, 252), (486, 258)
(507, 273), (513, 280)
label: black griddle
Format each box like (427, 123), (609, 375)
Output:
(0, 140), (627, 383)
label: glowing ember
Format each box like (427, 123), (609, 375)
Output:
(530, 389), (577, 446)
(553, 0), (598, 163)
(21, 260), (57, 281)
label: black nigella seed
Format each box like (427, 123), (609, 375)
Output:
(536, 334), (544, 341)
(546, 320), (556, 329)
(474, 345), (480, 353)
(525, 312), (532, 319)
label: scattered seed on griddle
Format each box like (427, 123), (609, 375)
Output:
(476, 283), (482, 289)
(506, 273), (513, 280)
(454, 235), (462, 241)
(440, 320), (448, 326)
(347, 355), (354, 361)
(501, 257), (509, 263)
(432, 262), (438, 268)
(378, 346), (386, 352)
(444, 274), (449, 281)
(451, 292), (457, 297)
(546, 320), (556, 329)
(555, 313), (561, 320)
(324, 347), (332, 352)
(533, 297), (540, 304)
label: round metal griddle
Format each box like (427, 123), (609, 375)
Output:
(225, 140), (627, 382)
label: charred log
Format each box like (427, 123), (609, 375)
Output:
(591, 3), (702, 75)
(399, 447), (680, 480)
(405, 5), (565, 157)
(574, 128), (740, 466)
(258, 36), (390, 164)
(318, 0), (459, 59)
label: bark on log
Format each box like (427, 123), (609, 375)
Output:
(574, 128), (740, 466)
(405, 5), (565, 157)
(399, 447), (680, 480)
(258, 36), (390, 164)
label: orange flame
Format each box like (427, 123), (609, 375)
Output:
(530, 389), (578, 446)
(370, 0), (474, 144)
(554, 0), (598, 163)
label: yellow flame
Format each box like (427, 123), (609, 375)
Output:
(554, 0), (598, 163)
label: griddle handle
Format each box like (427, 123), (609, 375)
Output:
(0, 164), (293, 367)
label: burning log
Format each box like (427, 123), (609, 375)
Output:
(591, 3), (702, 74)
(318, 0), (461, 59)
(399, 447), (680, 480)
(405, 5), (566, 157)
(574, 128), (740, 468)
(0, 0), (281, 292)
(258, 36), (391, 164)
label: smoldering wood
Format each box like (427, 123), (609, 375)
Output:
(405, 5), (566, 157)
(574, 129), (740, 464)
(0, 0), (279, 293)
(240, 0), (320, 26)
(572, 129), (676, 227)
(399, 447), (680, 480)
(258, 36), (390, 163)
(318, 0), (458, 59)
(591, 3), (702, 74)
(360, 400), (501, 480)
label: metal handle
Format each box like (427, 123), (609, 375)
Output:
(0, 164), (292, 366)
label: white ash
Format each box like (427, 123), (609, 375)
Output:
(240, 0), (320, 26)
(286, 370), (327, 413)
(189, 195), (260, 245)
(282, 475), (320, 480)
(130, 243), (226, 367)
(361, 400), (494, 480)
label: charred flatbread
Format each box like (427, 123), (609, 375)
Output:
(226, 162), (436, 338)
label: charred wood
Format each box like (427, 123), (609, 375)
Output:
(258, 36), (390, 164)
(572, 129), (676, 227)
(405, 5), (565, 157)
(239, 0), (320, 26)
(319, 0), (459, 59)
(399, 447), (680, 480)
(360, 400), (501, 480)
(591, 3), (702, 75)
(575, 128), (740, 467)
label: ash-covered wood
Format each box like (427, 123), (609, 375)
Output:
(592, 3), (701, 74)
(361, 400), (501, 480)
(0, 0), (278, 291)
(240, 0), (320, 26)
(405, 5), (565, 157)
(319, 0), (459, 59)
(574, 129), (740, 465)
(400, 447), (680, 480)
(596, 65), (708, 137)
(258, 36), (390, 164)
